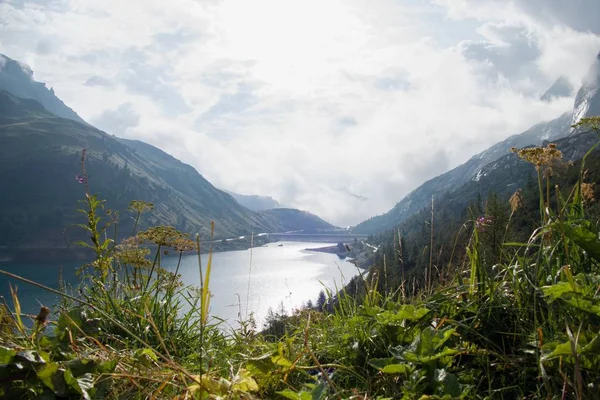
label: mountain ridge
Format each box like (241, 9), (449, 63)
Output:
(572, 52), (600, 128)
(354, 52), (600, 235)
(0, 53), (86, 124)
(354, 112), (573, 234)
(224, 190), (282, 211)
(0, 86), (336, 251)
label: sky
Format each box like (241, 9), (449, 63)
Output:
(1, 0), (599, 227)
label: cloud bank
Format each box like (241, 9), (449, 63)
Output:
(1, 0), (599, 226)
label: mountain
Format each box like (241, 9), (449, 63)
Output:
(0, 90), (339, 248)
(0, 61), (340, 251)
(356, 52), (600, 235)
(224, 190), (282, 211)
(0, 53), (86, 124)
(354, 112), (572, 234)
(572, 52), (600, 126)
(258, 208), (336, 232)
(541, 76), (574, 102)
(0, 90), (283, 247)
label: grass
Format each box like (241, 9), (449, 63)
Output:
(2, 120), (600, 398)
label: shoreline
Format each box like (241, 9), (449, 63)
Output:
(0, 236), (276, 264)
(305, 240), (376, 270)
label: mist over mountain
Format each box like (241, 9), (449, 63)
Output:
(0, 57), (337, 250)
(541, 76), (574, 101)
(0, 54), (86, 124)
(572, 52), (600, 126)
(354, 53), (600, 234)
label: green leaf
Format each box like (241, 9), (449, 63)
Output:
(37, 362), (59, 390)
(398, 305), (430, 320)
(407, 326), (456, 359)
(277, 389), (313, 400)
(542, 282), (576, 300)
(38, 336), (53, 348)
(435, 369), (461, 397)
(0, 347), (16, 364)
(134, 348), (158, 367)
(542, 284), (600, 316)
(542, 341), (574, 360)
(57, 307), (85, 333)
(376, 305), (430, 326)
(543, 335), (600, 360)
(559, 221), (600, 262)
(311, 381), (326, 400)
(65, 369), (94, 400)
(382, 364), (410, 374)
(272, 342), (292, 368)
(582, 335), (600, 355)
(403, 347), (460, 364)
(231, 369), (259, 393)
(65, 359), (94, 377)
(368, 358), (410, 374)
(503, 242), (540, 247)
(97, 359), (118, 374)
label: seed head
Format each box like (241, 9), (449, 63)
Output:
(137, 226), (186, 247)
(36, 306), (50, 325)
(512, 143), (563, 175)
(129, 200), (154, 214)
(582, 182), (596, 205)
(172, 237), (197, 252)
(509, 189), (523, 213)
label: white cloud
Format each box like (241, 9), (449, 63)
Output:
(91, 102), (140, 136)
(1, 0), (599, 226)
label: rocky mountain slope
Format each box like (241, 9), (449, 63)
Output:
(0, 58), (336, 250)
(258, 208), (335, 232)
(0, 90), (280, 246)
(354, 112), (572, 234)
(224, 190), (282, 211)
(0, 53), (86, 124)
(572, 53), (600, 127)
(355, 53), (600, 235)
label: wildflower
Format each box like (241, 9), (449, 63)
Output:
(156, 268), (183, 289)
(115, 237), (152, 267)
(115, 247), (152, 268)
(509, 189), (523, 213)
(582, 182), (596, 205)
(572, 116), (600, 134)
(475, 216), (492, 232)
(137, 226), (186, 248)
(172, 237), (197, 252)
(75, 175), (86, 184)
(511, 143), (563, 175)
(129, 200), (154, 214)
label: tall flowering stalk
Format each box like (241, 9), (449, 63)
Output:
(512, 143), (563, 226)
(74, 149), (114, 281)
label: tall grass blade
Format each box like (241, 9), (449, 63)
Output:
(201, 221), (215, 324)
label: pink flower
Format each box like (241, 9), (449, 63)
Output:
(475, 216), (492, 232)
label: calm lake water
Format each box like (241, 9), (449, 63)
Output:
(0, 242), (358, 329)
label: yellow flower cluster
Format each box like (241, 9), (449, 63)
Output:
(511, 143), (563, 171)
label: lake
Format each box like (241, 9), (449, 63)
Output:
(0, 242), (359, 330)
